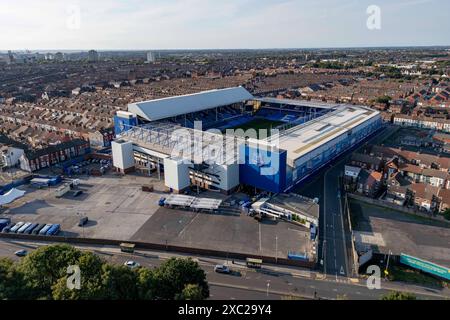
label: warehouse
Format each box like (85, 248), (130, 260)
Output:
(112, 87), (382, 194)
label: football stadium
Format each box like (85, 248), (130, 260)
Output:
(112, 86), (382, 195)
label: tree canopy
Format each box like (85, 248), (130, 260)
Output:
(0, 244), (209, 300)
(381, 291), (417, 300)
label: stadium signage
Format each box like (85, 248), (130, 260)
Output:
(400, 253), (450, 281)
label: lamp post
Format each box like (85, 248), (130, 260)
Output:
(385, 250), (392, 278)
(76, 212), (85, 238)
(275, 235), (278, 264)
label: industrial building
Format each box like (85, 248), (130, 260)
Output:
(112, 86), (382, 195)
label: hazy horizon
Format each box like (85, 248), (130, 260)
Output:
(1, 0), (449, 51)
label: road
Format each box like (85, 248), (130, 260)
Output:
(323, 162), (348, 279)
(1, 239), (448, 300)
(297, 125), (402, 279)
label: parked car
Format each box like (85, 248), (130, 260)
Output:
(1, 223), (14, 233)
(214, 264), (231, 274)
(0, 218), (11, 232)
(39, 224), (52, 235)
(46, 224), (61, 236)
(32, 224), (47, 235)
(124, 260), (141, 269)
(78, 217), (89, 227)
(24, 223), (39, 234)
(10, 222), (25, 233)
(14, 250), (27, 257)
(17, 222), (32, 234)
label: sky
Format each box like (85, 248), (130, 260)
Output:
(0, 0), (449, 50)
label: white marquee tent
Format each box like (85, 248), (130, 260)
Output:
(0, 188), (26, 206)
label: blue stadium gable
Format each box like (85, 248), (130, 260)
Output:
(239, 144), (287, 193)
(114, 115), (138, 135)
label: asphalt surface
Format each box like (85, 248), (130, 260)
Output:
(295, 125), (401, 280)
(323, 163), (348, 279)
(1, 239), (448, 300)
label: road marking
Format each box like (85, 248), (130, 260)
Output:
(337, 178), (349, 277)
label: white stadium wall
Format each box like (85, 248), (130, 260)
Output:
(112, 140), (135, 172)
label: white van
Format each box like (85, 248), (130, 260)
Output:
(17, 222), (32, 234)
(10, 222), (25, 233)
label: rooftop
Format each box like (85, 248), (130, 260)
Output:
(275, 105), (379, 165)
(128, 86), (254, 122)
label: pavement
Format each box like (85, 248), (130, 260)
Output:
(1, 238), (449, 300)
(131, 207), (311, 260)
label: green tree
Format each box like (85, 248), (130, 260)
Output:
(1, 244), (210, 300)
(100, 264), (140, 300)
(51, 252), (106, 300)
(0, 258), (29, 300)
(152, 258), (209, 300)
(443, 208), (450, 221)
(180, 284), (204, 300)
(381, 291), (417, 300)
(18, 244), (83, 299)
(137, 267), (156, 300)
(376, 95), (392, 104)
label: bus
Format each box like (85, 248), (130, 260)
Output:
(120, 243), (136, 253)
(246, 258), (263, 269)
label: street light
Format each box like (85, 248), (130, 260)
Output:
(385, 250), (392, 278)
(266, 281), (270, 297)
(76, 212), (85, 238)
(275, 235), (278, 264)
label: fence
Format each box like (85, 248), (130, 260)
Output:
(347, 193), (449, 224)
(0, 232), (315, 269)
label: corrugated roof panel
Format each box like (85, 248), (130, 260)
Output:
(128, 87), (254, 121)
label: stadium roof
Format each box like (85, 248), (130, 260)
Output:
(128, 87), (254, 122)
(275, 105), (380, 166)
(255, 97), (338, 110)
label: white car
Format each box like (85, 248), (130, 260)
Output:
(124, 260), (141, 269)
(214, 264), (231, 274)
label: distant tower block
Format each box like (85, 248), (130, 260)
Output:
(88, 50), (99, 62)
(146, 51), (155, 63)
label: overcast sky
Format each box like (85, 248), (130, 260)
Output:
(1, 0), (449, 50)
